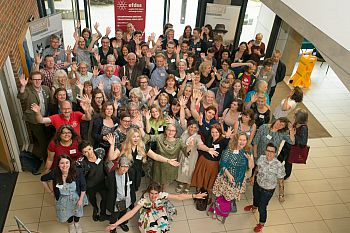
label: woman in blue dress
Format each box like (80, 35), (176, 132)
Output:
(41, 155), (88, 233)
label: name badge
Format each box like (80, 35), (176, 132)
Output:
(56, 184), (63, 189)
(263, 75), (268, 80)
(233, 150), (239, 154)
(205, 127), (209, 130)
(259, 114), (265, 119)
(158, 126), (164, 132)
(172, 92), (176, 96)
(213, 144), (220, 149)
(136, 154), (143, 160)
(127, 181), (133, 185)
(196, 48), (201, 51)
(160, 73), (166, 77)
(95, 158), (101, 164)
(171, 59), (176, 63)
(266, 134), (272, 140)
(246, 131), (251, 136)
(69, 149), (76, 154)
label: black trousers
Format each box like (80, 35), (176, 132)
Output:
(28, 123), (49, 160)
(109, 209), (128, 233)
(278, 145), (293, 179)
(269, 85), (277, 101)
(86, 182), (107, 214)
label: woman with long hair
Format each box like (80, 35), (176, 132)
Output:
(41, 155), (87, 233)
(45, 125), (81, 172)
(220, 98), (244, 130)
(232, 79), (246, 101)
(233, 109), (257, 146)
(159, 74), (179, 104)
(179, 25), (192, 44)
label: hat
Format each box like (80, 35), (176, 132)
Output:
(118, 155), (131, 167)
(213, 24), (228, 34)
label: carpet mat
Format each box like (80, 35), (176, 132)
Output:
(0, 172), (18, 233)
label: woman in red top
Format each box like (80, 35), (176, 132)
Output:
(45, 124), (81, 172)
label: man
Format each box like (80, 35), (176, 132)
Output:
(190, 27), (207, 62)
(244, 143), (285, 232)
(210, 79), (233, 116)
(91, 64), (121, 94)
(269, 50), (286, 100)
(119, 52), (145, 89)
(250, 33), (266, 64)
(41, 34), (67, 64)
(31, 99), (92, 135)
(97, 36), (118, 65)
(179, 40), (190, 59)
(17, 72), (51, 160)
(106, 155), (136, 233)
(146, 52), (167, 88)
(127, 30), (144, 54)
(237, 60), (257, 92)
(35, 51), (72, 88)
(163, 41), (178, 74)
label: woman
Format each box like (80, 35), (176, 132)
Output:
(128, 102), (144, 130)
(218, 59), (234, 80)
(52, 70), (80, 103)
(253, 117), (295, 160)
(92, 102), (118, 150)
(82, 80), (93, 99)
(168, 98), (187, 137)
(232, 79), (246, 101)
(133, 75), (152, 102)
(96, 54), (121, 77)
(78, 140), (110, 222)
(113, 111), (131, 150)
(179, 25), (192, 44)
(106, 182), (207, 233)
(108, 81), (128, 116)
(191, 124), (233, 191)
(196, 90), (218, 114)
(230, 42), (250, 63)
(179, 71), (207, 96)
(172, 60), (188, 84)
(213, 133), (254, 204)
(278, 109), (308, 179)
(233, 109), (257, 146)
(176, 119), (217, 194)
(220, 98), (243, 130)
(272, 87), (303, 120)
(159, 74), (178, 104)
(144, 124), (192, 189)
(156, 93), (170, 114)
(129, 88), (144, 104)
(245, 80), (270, 109)
(256, 58), (275, 91)
(41, 155), (87, 233)
(48, 88), (79, 115)
(186, 52), (197, 73)
(145, 104), (167, 136)
(199, 61), (218, 89)
(45, 125), (81, 172)
(201, 24), (214, 48)
(252, 94), (270, 129)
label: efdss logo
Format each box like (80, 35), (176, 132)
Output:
(114, 0), (146, 33)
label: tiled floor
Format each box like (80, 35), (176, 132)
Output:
(4, 63), (350, 232)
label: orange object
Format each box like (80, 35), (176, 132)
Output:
(290, 52), (317, 88)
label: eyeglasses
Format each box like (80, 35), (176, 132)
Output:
(266, 150), (276, 153)
(32, 79), (42, 81)
(166, 129), (176, 132)
(221, 85), (230, 89)
(139, 81), (148, 84)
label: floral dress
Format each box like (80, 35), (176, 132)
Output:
(137, 192), (170, 233)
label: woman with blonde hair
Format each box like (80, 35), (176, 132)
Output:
(199, 61), (218, 89)
(52, 69), (79, 103)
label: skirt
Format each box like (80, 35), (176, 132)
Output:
(191, 155), (219, 191)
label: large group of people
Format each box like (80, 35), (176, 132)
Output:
(18, 21), (309, 233)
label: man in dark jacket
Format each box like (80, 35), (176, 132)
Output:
(106, 156), (136, 233)
(269, 50), (286, 100)
(210, 79), (233, 116)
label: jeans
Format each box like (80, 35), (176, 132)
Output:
(253, 181), (275, 224)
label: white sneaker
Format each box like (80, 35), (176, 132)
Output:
(68, 223), (76, 233)
(75, 222), (83, 233)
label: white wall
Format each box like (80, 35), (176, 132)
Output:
(281, 0), (350, 51)
(254, 3), (275, 45)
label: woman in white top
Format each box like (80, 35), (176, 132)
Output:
(272, 87), (303, 121)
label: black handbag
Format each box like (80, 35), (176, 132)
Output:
(195, 188), (208, 211)
(115, 173), (128, 212)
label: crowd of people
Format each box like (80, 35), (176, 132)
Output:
(18, 21), (309, 233)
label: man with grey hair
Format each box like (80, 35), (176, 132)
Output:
(91, 64), (121, 94)
(119, 52), (146, 89)
(269, 50), (286, 100)
(210, 79), (233, 116)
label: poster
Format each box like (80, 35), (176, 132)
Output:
(114, 0), (146, 32)
(205, 3), (241, 43)
(29, 14), (64, 55)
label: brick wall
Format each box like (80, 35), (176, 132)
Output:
(0, 0), (39, 78)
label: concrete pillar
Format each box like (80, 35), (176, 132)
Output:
(275, 21), (303, 77)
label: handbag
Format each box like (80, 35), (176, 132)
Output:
(195, 188), (208, 211)
(287, 145), (310, 164)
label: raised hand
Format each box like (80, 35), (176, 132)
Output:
(244, 153), (254, 163)
(93, 22), (99, 30)
(73, 31), (79, 42)
(92, 66), (99, 77)
(76, 20), (81, 29)
(182, 53), (188, 60)
(113, 98), (119, 111)
(198, 112), (203, 125)
(200, 52), (206, 60)
(66, 46), (72, 56)
(165, 116), (175, 124)
(97, 81), (104, 91)
(31, 103), (41, 113)
(152, 87), (160, 97)
(34, 53), (42, 65)
(146, 50), (153, 58)
(94, 53), (101, 63)
(111, 40), (117, 48)
(225, 126), (234, 138)
(92, 33), (99, 42)
(208, 148), (219, 158)
(144, 110), (151, 120)
(175, 46), (181, 55)
(178, 96), (187, 107)
(150, 32), (156, 41)
(19, 74), (28, 87)
(105, 26), (111, 37)
(251, 93), (258, 103)
(121, 76), (128, 86)
(71, 62), (77, 72)
(105, 133), (115, 145)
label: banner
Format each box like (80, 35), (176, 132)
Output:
(114, 0), (146, 33)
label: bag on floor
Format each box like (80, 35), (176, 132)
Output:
(19, 151), (42, 175)
(207, 195), (231, 223)
(195, 188), (208, 211)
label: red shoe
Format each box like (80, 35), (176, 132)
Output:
(244, 204), (257, 212)
(254, 223), (264, 232)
